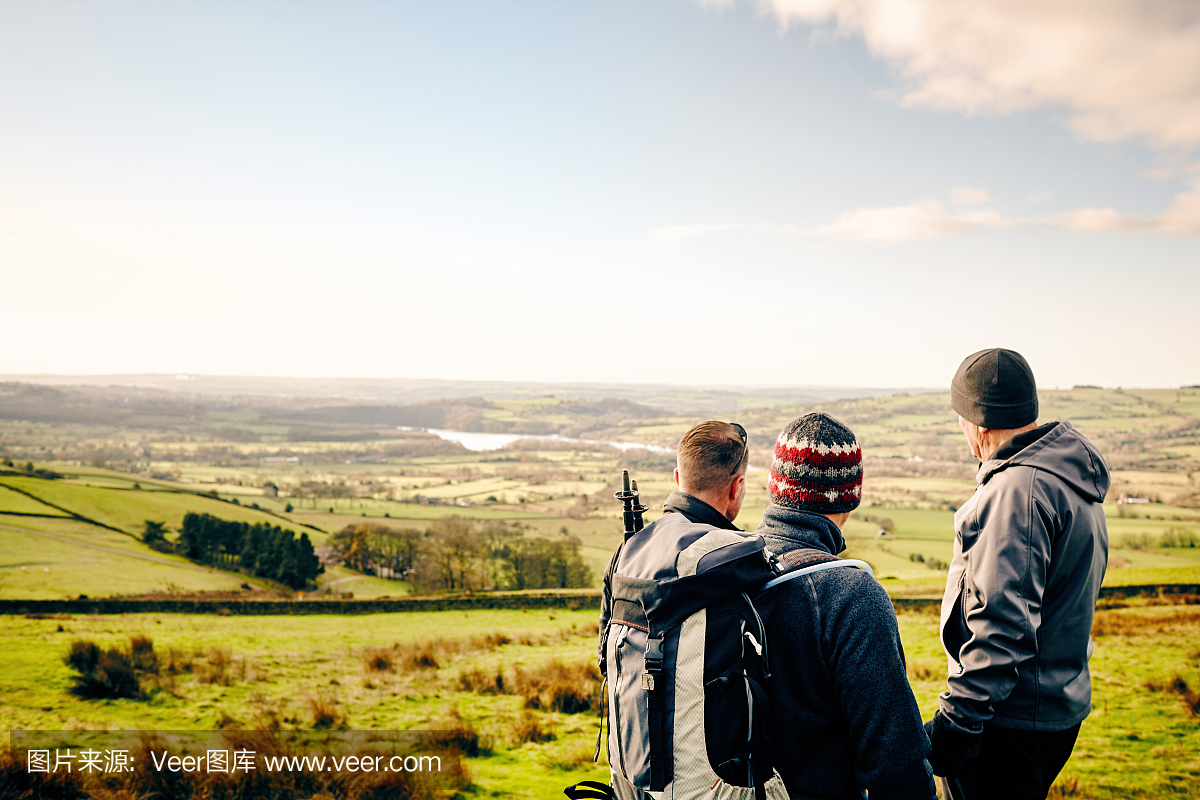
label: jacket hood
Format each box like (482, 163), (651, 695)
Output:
(755, 504), (846, 556)
(978, 421), (1110, 502)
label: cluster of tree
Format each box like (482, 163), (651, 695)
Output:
(329, 518), (592, 593)
(175, 512), (324, 589)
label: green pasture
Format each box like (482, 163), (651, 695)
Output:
(316, 565), (411, 598)
(0, 524), (242, 599)
(0, 483), (69, 516)
(2, 514), (170, 557)
(0, 609), (610, 799)
(0, 475), (309, 538)
(3, 600), (1199, 798)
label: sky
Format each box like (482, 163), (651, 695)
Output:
(1, 0), (1198, 390)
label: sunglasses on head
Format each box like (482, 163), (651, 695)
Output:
(729, 422), (748, 475)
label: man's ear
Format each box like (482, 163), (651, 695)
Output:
(730, 473), (746, 499)
(673, 468), (681, 489)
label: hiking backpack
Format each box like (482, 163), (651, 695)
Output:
(590, 513), (872, 800)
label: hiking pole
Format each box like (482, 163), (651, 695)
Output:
(614, 469), (648, 541)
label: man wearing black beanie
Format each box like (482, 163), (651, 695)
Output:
(926, 349), (1110, 800)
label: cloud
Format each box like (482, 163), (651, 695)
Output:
(808, 198), (1013, 241)
(950, 187), (990, 206)
(650, 174), (1200, 241)
(1057, 174), (1200, 235)
(738, 0), (1200, 150)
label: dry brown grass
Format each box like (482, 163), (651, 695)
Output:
(430, 707), (492, 757)
(306, 691), (348, 729)
(907, 660), (941, 681)
(1143, 672), (1200, 720)
(360, 630), (523, 676)
(515, 660), (602, 714)
(458, 667), (507, 694)
(1091, 607), (1200, 637)
(160, 645), (261, 685)
(363, 645), (394, 672)
(510, 710), (554, 744)
(456, 659), (601, 714)
(542, 740), (595, 771)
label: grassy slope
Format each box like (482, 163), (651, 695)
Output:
(0, 482), (73, 516)
(0, 475), (313, 537)
(0, 522), (243, 598)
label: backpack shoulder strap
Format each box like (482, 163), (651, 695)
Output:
(761, 549), (874, 592)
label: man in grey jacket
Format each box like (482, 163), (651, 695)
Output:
(926, 348), (1110, 800)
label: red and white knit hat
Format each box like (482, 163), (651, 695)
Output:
(768, 412), (863, 514)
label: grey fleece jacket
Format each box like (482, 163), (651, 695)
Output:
(939, 421), (1110, 733)
(758, 506), (936, 800)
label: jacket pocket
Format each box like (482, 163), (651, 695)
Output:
(941, 574), (969, 672)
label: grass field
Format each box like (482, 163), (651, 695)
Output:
(0, 474), (312, 537)
(0, 522), (244, 598)
(4, 468), (1199, 601)
(2, 598), (1197, 798)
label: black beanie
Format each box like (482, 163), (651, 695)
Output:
(951, 348), (1038, 429)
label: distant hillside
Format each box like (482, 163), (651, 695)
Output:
(0, 374), (934, 412)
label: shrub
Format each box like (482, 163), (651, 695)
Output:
(433, 708), (492, 757)
(1143, 672), (1200, 719)
(128, 634), (159, 674)
(306, 692), (347, 729)
(63, 638), (148, 699)
(513, 660), (602, 714)
(364, 646), (394, 672)
(1161, 527), (1199, 548)
(1121, 532), (1155, 551)
(458, 668), (505, 694)
(510, 710), (554, 745)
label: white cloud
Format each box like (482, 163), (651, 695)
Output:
(950, 187), (990, 206)
(808, 197), (1013, 241)
(649, 173), (1200, 241)
(739, 0), (1200, 150)
(1058, 174), (1200, 235)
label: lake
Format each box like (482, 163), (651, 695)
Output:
(408, 427), (674, 454)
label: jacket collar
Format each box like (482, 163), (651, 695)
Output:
(755, 504), (846, 556)
(988, 421), (1058, 464)
(662, 490), (740, 531)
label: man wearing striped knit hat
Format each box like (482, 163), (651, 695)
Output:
(756, 412), (936, 800)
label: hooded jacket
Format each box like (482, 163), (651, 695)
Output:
(758, 506), (936, 800)
(939, 421), (1110, 733)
